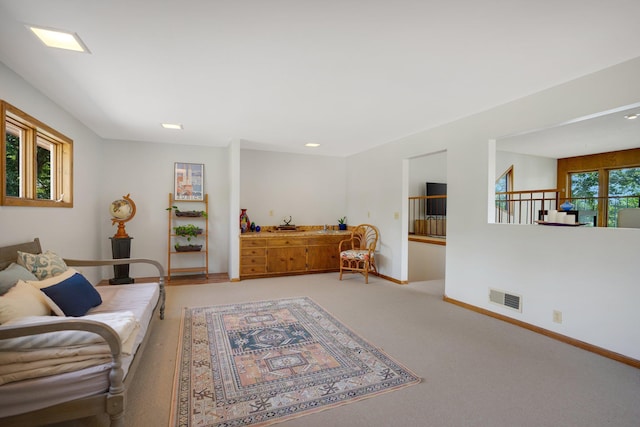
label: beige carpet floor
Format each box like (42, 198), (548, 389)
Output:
(60, 273), (639, 427)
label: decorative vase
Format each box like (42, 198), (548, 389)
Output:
(240, 209), (250, 233)
(560, 201), (574, 211)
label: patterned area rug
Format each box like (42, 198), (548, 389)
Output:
(170, 297), (421, 427)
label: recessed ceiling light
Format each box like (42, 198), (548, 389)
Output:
(28, 25), (89, 53)
(162, 123), (183, 130)
(305, 143), (320, 148)
(623, 113), (639, 120)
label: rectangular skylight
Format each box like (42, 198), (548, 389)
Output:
(28, 26), (89, 53)
(162, 123), (183, 130)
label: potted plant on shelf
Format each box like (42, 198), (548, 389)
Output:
(173, 224), (203, 251)
(166, 206), (208, 218)
(338, 216), (347, 230)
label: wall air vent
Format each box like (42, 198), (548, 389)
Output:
(489, 288), (522, 312)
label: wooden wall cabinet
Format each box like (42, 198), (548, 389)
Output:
(240, 233), (343, 279)
(266, 238), (307, 274)
(266, 246), (307, 273)
(307, 235), (344, 271)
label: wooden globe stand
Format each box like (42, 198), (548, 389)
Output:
(113, 221), (130, 238)
(111, 194), (137, 238)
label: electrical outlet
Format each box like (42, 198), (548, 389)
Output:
(269, 210), (274, 216)
(553, 310), (562, 324)
(394, 212), (400, 220)
(367, 211), (370, 218)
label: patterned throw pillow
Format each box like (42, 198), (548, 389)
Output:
(16, 250), (68, 280)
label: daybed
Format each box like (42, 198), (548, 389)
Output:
(0, 238), (165, 427)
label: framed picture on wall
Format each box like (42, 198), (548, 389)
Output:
(174, 162), (204, 201)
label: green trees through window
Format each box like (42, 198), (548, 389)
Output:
(36, 140), (52, 199)
(5, 132), (19, 197)
(1, 100), (72, 207)
(571, 168), (640, 227)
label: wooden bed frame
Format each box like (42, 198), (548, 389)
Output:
(0, 238), (165, 427)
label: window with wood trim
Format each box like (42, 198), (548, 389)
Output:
(495, 165), (513, 217)
(1, 100), (73, 207)
(558, 148), (640, 227)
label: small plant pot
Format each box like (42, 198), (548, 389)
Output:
(173, 226), (203, 238)
(339, 224), (347, 230)
(176, 211), (204, 217)
(175, 244), (203, 252)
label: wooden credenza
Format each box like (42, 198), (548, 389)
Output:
(240, 233), (346, 279)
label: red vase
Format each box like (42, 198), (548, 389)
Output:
(240, 209), (250, 233)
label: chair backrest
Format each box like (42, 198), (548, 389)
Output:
(618, 208), (640, 228)
(352, 224), (379, 251)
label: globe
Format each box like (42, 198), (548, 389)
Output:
(110, 195), (136, 239)
(110, 199), (133, 220)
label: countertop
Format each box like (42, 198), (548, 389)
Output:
(240, 226), (351, 239)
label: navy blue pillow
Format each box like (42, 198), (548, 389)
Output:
(40, 273), (102, 317)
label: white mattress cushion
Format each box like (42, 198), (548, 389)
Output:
(0, 281), (160, 417)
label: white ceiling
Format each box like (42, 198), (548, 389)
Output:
(497, 103), (640, 159)
(1, 1), (640, 157)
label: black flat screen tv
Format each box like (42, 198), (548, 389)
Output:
(426, 182), (447, 216)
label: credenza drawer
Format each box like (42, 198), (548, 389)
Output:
(241, 247), (266, 257)
(267, 238), (301, 247)
(306, 236), (345, 246)
(240, 259), (266, 275)
(241, 239), (267, 248)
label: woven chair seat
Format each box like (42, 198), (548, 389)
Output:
(340, 250), (370, 261)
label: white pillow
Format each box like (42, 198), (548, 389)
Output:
(0, 281), (51, 324)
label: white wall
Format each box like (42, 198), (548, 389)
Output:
(228, 140), (241, 280)
(496, 151), (557, 191)
(0, 62), (104, 283)
(240, 150), (347, 228)
(346, 57), (640, 360)
(346, 142), (411, 277)
(99, 140), (230, 277)
(0, 57), (232, 280)
(4, 54), (640, 361)
(409, 151), (447, 196)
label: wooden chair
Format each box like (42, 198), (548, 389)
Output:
(618, 208), (640, 228)
(339, 224), (379, 283)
